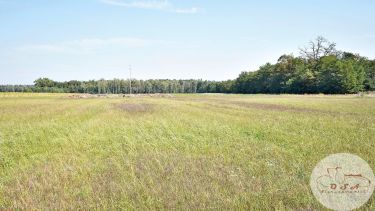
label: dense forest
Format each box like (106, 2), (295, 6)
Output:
(1, 37), (374, 94)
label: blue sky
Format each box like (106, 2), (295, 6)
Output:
(1, 0), (375, 84)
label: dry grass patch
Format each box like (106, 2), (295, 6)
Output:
(126, 151), (255, 210)
(2, 157), (128, 210)
(3, 159), (88, 209)
(116, 103), (154, 113)
(195, 98), (346, 115)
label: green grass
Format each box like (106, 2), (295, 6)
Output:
(0, 93), (374, 210)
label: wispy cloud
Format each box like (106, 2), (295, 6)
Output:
(99, 0), (200, 14)
(15, 37), (171, 54)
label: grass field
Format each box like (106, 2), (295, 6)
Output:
(0, 93), (374, 210)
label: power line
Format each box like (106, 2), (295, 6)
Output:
(129, 65), (132, 95)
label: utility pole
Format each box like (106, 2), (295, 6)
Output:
(129, 65), (132, 95)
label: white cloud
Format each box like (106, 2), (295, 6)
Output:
(99, 0), (200, 14)
(15, 37), (171, 54)
(173, 7), (199, 14)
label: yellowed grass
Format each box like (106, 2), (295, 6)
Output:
(0, 93), (374, 210)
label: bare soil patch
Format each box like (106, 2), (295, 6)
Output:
(68, 94), (111, 99)
(116, 103), (154, 112)
(122, 93), (174, 98)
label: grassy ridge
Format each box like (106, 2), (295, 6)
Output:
(0, 93), (374, 210)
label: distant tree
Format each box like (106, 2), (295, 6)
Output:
(300, 36), (338, 64)
(34, 78), (55, 87)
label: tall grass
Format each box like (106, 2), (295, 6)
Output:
(0, 93), (374, 210)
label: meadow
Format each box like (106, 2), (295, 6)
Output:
(0, 93), (374, 210)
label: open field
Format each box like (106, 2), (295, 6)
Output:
(0, 93), (374, 210)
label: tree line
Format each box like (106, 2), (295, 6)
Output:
(1, 37), (374, 94)
(0, 78), (231, 94)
